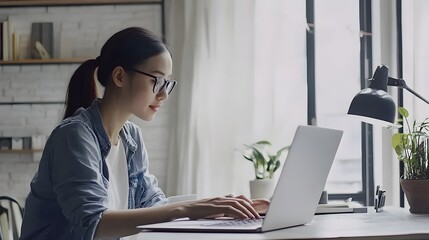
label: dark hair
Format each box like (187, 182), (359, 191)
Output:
(63, 27), (168, 119)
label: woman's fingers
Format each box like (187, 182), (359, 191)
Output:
(186, 203), (247, 220)
(185, 196), (261, 220)
(213, 205), (249, 219)
(220, 199), (259, 219)
(232, 194), (253, 204)
(223, 194), (259, 217)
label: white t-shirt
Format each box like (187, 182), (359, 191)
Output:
(105, 140), (129, 210)
(105, 140), (140, 240)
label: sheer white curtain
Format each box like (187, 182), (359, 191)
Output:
(166, 0), (307, 197)
(404, 0), (429, 119)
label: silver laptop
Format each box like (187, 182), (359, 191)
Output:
(138, 125), (343, 233)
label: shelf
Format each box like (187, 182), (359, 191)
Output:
(0, 58), (87, 65)
(0, 149), (43, 153)
(0, 0), (161, 7)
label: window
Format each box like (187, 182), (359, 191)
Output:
(307, 0), (374, 205)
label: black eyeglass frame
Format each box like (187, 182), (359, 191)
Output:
(124, 68), (177, 95)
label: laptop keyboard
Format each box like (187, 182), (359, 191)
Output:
(202, 218), (263, 227)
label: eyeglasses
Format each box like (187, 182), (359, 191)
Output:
(125, 68), (177, 95)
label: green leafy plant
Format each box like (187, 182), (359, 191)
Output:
(242, 141), (289, 180)
(392, 107), (429, 179)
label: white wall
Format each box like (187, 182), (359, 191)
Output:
(0, 4), (172, 205)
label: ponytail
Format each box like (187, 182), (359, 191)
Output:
(63, 59), (98, 119)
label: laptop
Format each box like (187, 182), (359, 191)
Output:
(138, 125), (343, 233)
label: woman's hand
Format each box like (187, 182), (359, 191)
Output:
(177, 194), (270, 220)
(228, 194), (270, 214)
(178, 195), (261, 220)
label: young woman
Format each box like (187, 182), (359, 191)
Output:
(20, 27), (269, 239)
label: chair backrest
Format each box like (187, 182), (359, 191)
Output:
(0, 196), (24, 240)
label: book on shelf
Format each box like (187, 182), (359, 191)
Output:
(7, 20), (12, 60)
(1, 18), (28, 61)
(0, 22), (3, 60)
(12, 32), (18, 60)
(2, 20), (9, 61)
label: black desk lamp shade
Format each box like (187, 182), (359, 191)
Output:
(348, 65), (396, 124)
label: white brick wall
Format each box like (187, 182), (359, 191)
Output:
(0, 4), (171, 205)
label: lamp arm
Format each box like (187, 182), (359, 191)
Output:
(387, 77), (429, 105)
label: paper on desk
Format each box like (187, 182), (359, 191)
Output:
(316, 200), (366, 214)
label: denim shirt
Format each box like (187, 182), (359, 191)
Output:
(20, 100), (167, 240)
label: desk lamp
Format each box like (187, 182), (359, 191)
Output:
(348, 64), (429, 125)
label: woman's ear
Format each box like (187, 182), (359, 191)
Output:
(111, 66), (126, 88)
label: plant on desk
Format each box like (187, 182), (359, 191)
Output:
(392, 107), (429, 213)
(242, 141), (289, 199)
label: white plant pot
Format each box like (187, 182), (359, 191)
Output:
(249, 179), (276, 199)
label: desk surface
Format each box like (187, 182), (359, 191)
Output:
(136, 207), (429, 240)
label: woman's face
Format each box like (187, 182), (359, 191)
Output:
(123, 51), (173, 121)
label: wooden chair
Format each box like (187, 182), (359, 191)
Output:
(0, 196), (24, 240)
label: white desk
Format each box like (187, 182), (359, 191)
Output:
(136, 207), (429, 239)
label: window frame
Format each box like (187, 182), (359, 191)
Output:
(306, 0), (375, 206)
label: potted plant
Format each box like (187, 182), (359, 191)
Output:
(242, 141), (289, 199)
(392, 107), (429, 213)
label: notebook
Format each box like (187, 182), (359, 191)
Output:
(138, 125), (343, 233)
